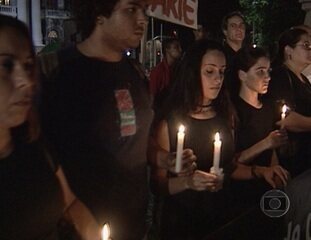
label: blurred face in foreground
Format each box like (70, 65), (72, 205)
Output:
(0, 26), (35, 129)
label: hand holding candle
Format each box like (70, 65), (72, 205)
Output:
(210, 132), (223, 176)
(175, 125), (185, 173)
(281, 104), (287, 129)
(101, 223), (111, 240)
(213, 132), (221, 170)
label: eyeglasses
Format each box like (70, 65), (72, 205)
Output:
(295, 42), (311, 50)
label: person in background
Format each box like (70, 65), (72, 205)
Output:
(0, 14), (99, 240)
(269, 28), (311, 177)
(193, 24), (208, 41)
(229, 46), (289, 213)
(221, 11), (246, 65)
(221, 11), (247, 99)
(151, 39), (236, 240)
(149, 37), (182, 122)
(39, 1), (195, 239)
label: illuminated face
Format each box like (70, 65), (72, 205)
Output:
(0, 27), (35, 129)
(224, 15), (245, 43)
(99, 0), (149, 50)
(200, 50), (226, 104)
(239, 57), (271, 95)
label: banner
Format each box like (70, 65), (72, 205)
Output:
(147, 0), (198, 29)
(284, 169), (311, 239)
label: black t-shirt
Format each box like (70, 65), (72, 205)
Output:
(229, 97), (277, 214)
(223, 42), (238, 67)
(234, 96), (277, 166)
(0, 140), (63, 240)
(269, 65), (311, 116)
(40, 46), (153, 240)
(223, 42), (239, 99)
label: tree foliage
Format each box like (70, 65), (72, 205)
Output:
(239, 0), (305, 57)
(240, 0), (268, 45)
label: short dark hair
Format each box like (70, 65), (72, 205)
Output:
(221, 11), (245, 31)
(235, 46), (270, 72)
(231, 46), (270, 98)
(0, 14), (39, 142)
(73, 0), (120, 39)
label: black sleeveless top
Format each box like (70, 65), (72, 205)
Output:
(167, 114), (235, 173)
(166, 114), (235, 207)
(161, 113), (235, 237)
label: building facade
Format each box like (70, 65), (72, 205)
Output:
(0, 0), (74, 52)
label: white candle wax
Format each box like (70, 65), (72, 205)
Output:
(213, 132), (222, 171)
(175, 125), (185, 173)
(281, 104), (287, 129)
(101, 223), (110, 240)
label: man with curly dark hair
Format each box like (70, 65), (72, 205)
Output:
(40, 1), (153, 239)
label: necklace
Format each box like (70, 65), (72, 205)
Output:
(197, 103), (213, 113)
(198, 103), (212, 108)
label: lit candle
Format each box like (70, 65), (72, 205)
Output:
(175, 125), (185, 173)
(213, 132), (222, 172)
(281, 104), (287, 129)
(101, 223), (110, 240)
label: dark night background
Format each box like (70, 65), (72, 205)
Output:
(149, 0), (305, 52)
(148, 0), (240, 49)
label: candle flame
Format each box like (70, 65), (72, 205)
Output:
(215, 132), (220, 142)
(101, 223), (110, 240)
(178, 125), (185, 133)
(282, 104), (287, 114)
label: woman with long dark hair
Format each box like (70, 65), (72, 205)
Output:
(151, 39), (236, 239)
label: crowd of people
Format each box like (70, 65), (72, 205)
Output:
(1, 0), (311, 240)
